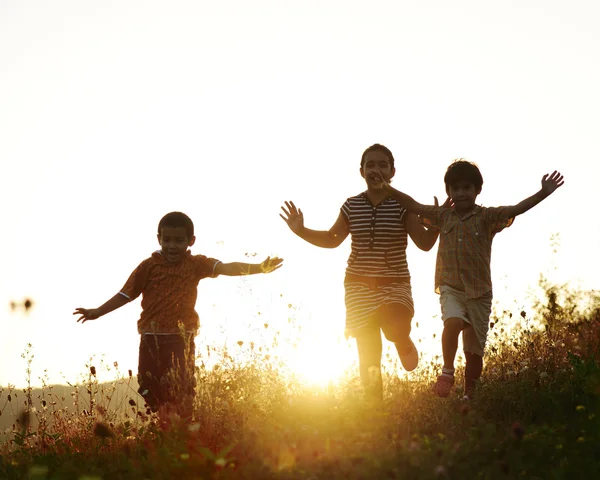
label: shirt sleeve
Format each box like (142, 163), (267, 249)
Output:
(119, 259), (151, 301)
(483, 206), (515, 233)
(340, 199), (351, 222)
(193, 255), (222, 279)
(418, 205), (446, 229)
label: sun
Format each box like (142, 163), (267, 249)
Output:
(281, 333), (356, 388)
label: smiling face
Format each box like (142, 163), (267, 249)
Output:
(360, 150), (396, 191)
(447, 181), (480, 215)
(157, 226), (195, 263)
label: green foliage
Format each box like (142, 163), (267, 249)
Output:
(1, 280), (599, 479)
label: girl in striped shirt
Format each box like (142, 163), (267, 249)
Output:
(280, 144), (444, 399)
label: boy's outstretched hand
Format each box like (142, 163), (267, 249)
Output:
(280, 201), (304, 234)
(73, 308), (100, 323)
(541, 171), (564, 196)
(260, 256), (284, 273)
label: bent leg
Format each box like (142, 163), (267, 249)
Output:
(380, 303), (418, 370)
(355, 327), (383, 400)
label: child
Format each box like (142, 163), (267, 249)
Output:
(74, 211), (283, 415)
(376, 159), (564, 399)
(280, 144), (444, 400)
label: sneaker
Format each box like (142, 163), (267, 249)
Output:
(432, 374), (455, 397)
(399, 338), (419, 371)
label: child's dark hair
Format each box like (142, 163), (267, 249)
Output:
(444, 159), (483, 193)
(158, 212), (194, 238)
(361, 144), (395, 169)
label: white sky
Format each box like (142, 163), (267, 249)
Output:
(1, 0), (598, 388)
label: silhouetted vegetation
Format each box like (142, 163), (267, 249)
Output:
(1, 278), (599, 479)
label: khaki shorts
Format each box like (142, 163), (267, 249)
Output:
(439, 285), (493, 356)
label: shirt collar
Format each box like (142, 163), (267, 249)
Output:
(451, 204), (481, 220)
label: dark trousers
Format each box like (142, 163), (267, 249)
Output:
(137, 333), (196, 411)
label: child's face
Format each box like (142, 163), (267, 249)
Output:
(447, 181), (480, 214)
(157, 226), (195, 263)
(360, 151), (395, 190)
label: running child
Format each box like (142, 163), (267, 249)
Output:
(280, 144), (444, 400)
(74, 211), (283, 415)
(375, 159), (564, 399)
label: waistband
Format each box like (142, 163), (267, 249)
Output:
(344, 273), (411, 287)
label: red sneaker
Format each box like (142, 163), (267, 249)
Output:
(432, 375), (455, 397)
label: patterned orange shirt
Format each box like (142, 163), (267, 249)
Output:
(119, 251), (221, 334)
(420, 205), (514, 298)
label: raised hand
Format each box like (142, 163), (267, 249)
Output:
(73, 307), (100, 323)
(260, 256), (284, 273)
(541, 171), (564, 196)
(435, 196), (454, 208)
(279, 201), (304, 234)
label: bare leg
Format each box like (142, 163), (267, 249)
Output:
(464, 351), (483, 397)
(355, 328), (383, 400)
(380, 303), (414, 357)
(442, 317), (467, 371)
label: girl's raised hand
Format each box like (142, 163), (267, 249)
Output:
(541, 171), (564, 196)
(279, 201), (304, 234)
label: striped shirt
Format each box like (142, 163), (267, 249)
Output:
(341, 193), (410, 278)
(119, 250), (221, 334)
(419, 205), (514, 298)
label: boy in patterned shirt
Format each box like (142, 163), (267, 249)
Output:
(74, 211), (283, 415)
(377, 160), (564, 399)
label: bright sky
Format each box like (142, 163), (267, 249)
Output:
(1, 0), (598, 388)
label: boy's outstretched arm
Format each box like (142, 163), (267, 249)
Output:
(504, 171), (564, 218)
(280, 200), (349, 248)
(73, 293), (130, 323)
(215, 256), (283, 276)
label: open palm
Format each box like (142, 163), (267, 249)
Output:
(279, 201), (304, 234)
(541, 171), (565, 196)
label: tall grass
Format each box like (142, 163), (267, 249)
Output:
(1, 278), (599, 479)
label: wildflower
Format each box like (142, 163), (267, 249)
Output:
(18, 410), (31, 431)
(215, 457), (227, 467)
(511, 422), (525, 440)
(577, 437), (585, 443)
(180, 453), (190, 460)
(237, 341), (244, 347)
(576, 405), (586, 412)
(434, 465), (448, 477)
(93, 422), (115, 439)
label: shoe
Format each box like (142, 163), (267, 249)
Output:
(432, 375), (455, 397)
(399, 338), (419, 371)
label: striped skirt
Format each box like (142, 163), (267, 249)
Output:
(344, 275), (414, 337)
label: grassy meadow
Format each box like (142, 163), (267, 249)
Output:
(1, 278), (599, 479)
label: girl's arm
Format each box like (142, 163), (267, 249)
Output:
(405, 213), (439, 251)
(73, 293), (130, 323)
(280, 201), (349, 248)
(404, 196), (450, 251)
(215, 256), (283, 276)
